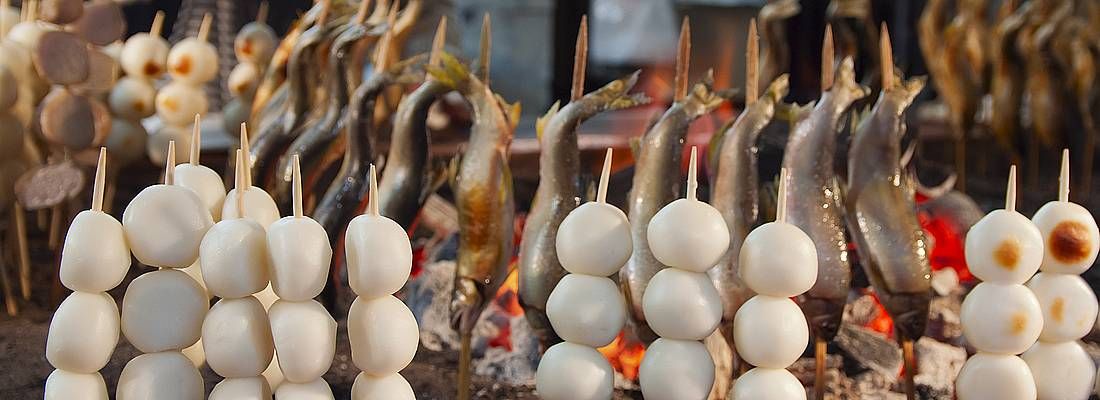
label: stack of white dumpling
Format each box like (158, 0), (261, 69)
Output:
(536, 149), (631, 400)
(731, 168), (816, 400)
(956, 166), (1045, 400)
(199, 150), (276, 398)
(223, 4), (276, 135)
(638, 148), (729, 400)
(118, 142), (214, 400)
(152, 13), (217, 165)
(44, 149), (127, 399)
(345, 165), (420, 399)
(108, 11), (167, 166)
(1022, 151), (1100, 400)
(267, 154), (337, 399)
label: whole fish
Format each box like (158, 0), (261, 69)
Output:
(428, 53), (519, 335)
(271, 16), (385, 214)
(708, 74), (788, 337)
(518, 72), (648, 347)
(785, 58), (866, 341)
(1021, 1), (1072, 149)
(990, 1), (1029, 157)
(249, 17), (339, 187)
(620, 76), (722, 339)
(845, 71), (929, 341)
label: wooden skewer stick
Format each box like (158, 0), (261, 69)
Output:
(814, 337), (827, 400)
(478, 13), (491, 85)
(190, 114), (201, 166)
(687, 147), (699, 201)
(777, 168), (790, 223)
(570, 15), (588, 102)
(368, 164), (379, 216)
(1006, 165), (1017, 212)
(256, 1), (269, 25)
(428, 15), (447, 72)
(292, 154), (303, 218)
(367, 0), (388, 24)
(674, 16), (691, 102)
(881, 23), (894, 90)
(373, 0), (399, 68)
(746, 18), (759, 107)
(197, 13), (212, 43)
(235, 150), (246, 219)
(240, 123), (252, 190)
(0, 0), (9, 40)
(1, 231), (17, 315)
(822, 24), (834, 92)
(150, 10), (165, 37)
(597, 148), (612, 204)
(902, 339), (917, 400)
(14, 203), (29, 301)
(354, 0), (372, 24)
(457, 331), (472, 400)
(165, 141), (176, 185)
(1059, 149), (1069, 202)
(92, 148), (107, 212)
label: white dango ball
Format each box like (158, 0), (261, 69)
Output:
(46, 292), (120, 373)
(739, 221), (818, 297)
(44, 370), (108, 400)
(121, 269), (208, 353)
(167, 38), (218, 84)
(235, 22), (277, 65)
(269, 300), (336, 383)
(535, 342), (614, 400)
(209, 377), (272, 400)
(639, 338), (715, 400)
(59, 210), (130, 292)
(202, 296), (275, 378)
(106, 118), (148, 166)
(175, 163), (226, 221)
(1027, 272), (1098, 342)
(108, 77), (156, 120)
(351, 372), (414, 400)
(960, 282), (1043, 354)
(955, 353), (1036, 400)
(228, 62), (260, 98)
(268, 216), (332, 301)
(733, 295), (809, 368)
(1021, 340), (1095, 400)
(223, 188), (280, 229)
(1032, 201), (1100, 274)
(276, 379), (334, 400)
(200, 218), (270, 298)
(546, 274), (625, 347)
(155, 81), (208, 126)
(345, 214), (413, 298)
(642, 268), (723, 341)
(120, 33), (169, 80)
(965, 209), (1044, 284)
(6, 21), (49, 50)
(647, 198), (730, 272)
(556, 202), (632, 276)
(731, 368), (807, 400)
(348, 295), (419, 375)
(117, 351), (204, 400)
(123, 183), (213, 268)
(146, 125), (189, 168)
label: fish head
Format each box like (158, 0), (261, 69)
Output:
(450, 277), (484, 334)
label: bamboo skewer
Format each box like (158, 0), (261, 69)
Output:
(190, 115), (201, 166)
(150, 10), (164, 37)
(428, 16), (447, 72)
(822, 25), (834, 92)
(746, 19), (759, 107)
(674, 17), (691, 102)
(478, 13), (491, 86)
(1059, 149), (1070, 202)
(256, 1), (269, 25)
(14, 203), (30, 301)
(292, 154), (304, 218)
(570, 15), (588, 102)
(814, 338), (827, 400)
(197, 13), (212, 43)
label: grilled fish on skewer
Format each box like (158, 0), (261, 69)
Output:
(990, 1), (1029, 159)
(621, 18), (723, 342)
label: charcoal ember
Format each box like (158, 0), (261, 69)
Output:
(844, 293), (882, 327)
(835, 323), (902, 381)
(913, 337), (965, 399)
(925, 294), (963, 342)
(930, 268), (960, 296)
(852, 371), (905, 399)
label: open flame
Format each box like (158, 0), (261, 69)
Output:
(597, 331), (646, 381)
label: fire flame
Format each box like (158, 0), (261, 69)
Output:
(598, 331), (646, 381)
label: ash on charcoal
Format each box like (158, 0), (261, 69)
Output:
(845, 293), (881, 327)
(926, 294), (963, 344)
(913, 337), (965, 399)
(406, 260), (461, 351)
(835, 323), (903, 381)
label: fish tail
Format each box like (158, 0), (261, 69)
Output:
(684, 69), (725, 118)
(588, 70), (651, 112)
(834, 57), (870, 107)
(536, 101), (562, 144)
(427, 52), (475, 93)
(763, 73), (791, 102)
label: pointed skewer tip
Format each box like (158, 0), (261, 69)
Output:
(571, 15), (589, 102)
(674, 16), (691, 102)
(880, 22), (894, 89)
(235, 150), (246, 218)
(777, 168), (790, 222)
(189, 114), (201, 165)
(597, 148), (612, 204)
(1006, 165), (1018, 212)
(822, 25), (835, 92)
(150, 10), (165, 37)
(1060, 149), (1070, 202)
(746, 18), (759, 106)
(91, 148), (107, 212)
(197, 13), (212, 42)
(292, 154), (303, 218)
(687, 147), (699, 201)
(165, 141), (176, 185)
(368, 164), (380, 216)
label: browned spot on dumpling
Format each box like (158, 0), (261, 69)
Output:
(232, 81), (249, 95)
(239, 39), (254, 56)
(1009, 312), (1028, 335)
(161, 97), (178, 112)
(994, 240), (1020, 270)
(143, 61), (161, 77)
(132, 101), (145, 113)
(1049, 221), (1092, 263)
(1051, 297), (1066, 322)
(173, 55), (192, 76)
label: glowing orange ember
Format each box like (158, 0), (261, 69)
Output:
(494, 267), (524, 317)
(598, 331), (646, 381)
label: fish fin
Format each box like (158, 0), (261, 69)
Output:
(427, 52), (473, 93)
(587, 70), (651, 112)
(536, 101), (561, 144)
(446, 154), (462, 189)
(683, 70), (725, 119)
(832, 57), (870, 108)
(775, 101), (814, 124)
(496, 94), (522, 130)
